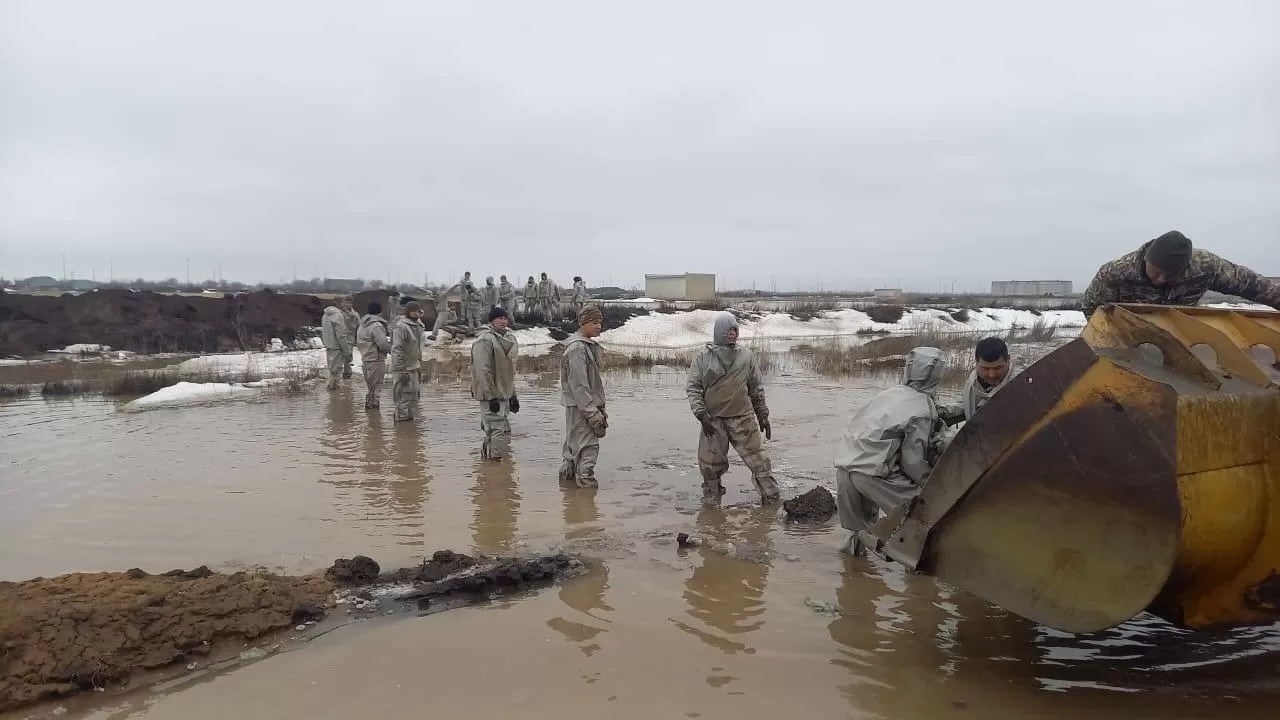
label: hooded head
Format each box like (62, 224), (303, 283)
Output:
(486, 276), (495, 286)
(902, 346), (947, 396)
(712, 312), (739, 347)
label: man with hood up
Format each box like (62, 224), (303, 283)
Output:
(570, 276), (587, 315)
(524, 276), (539, 316)
(498, 276), (517, 316)
(833, 346), (949, 556)
(686, 312), (781, 504)
(471, 306), (520, 459)
(482, 276), (500, 312)
(560, 305), (607, 488)
(389, 302), (426, 421)
(355, 301), (391, 409)
(321, 295), (359, 391)
(460, 271), (483, 328)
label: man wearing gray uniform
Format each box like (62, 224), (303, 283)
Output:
(355, 301), (391, 409)
(524, 276), (539, 316)
(686, 312), (781, 505)
(471, 307), (520, 459)
(833, 346), (949, 555)
(560, 305), (607, 488)
(389, 302), (426, 422)
(538, 272), (560, 321)
(498, 276), (517, 316)
(482, 276), (500, 312)
(321, 295), (358, 390)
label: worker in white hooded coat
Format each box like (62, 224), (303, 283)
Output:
(833, 346), (949, 555)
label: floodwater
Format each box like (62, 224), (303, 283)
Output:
(2, 361), (1277, 720)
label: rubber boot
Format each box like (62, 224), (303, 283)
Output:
(753, 475), (781, 504)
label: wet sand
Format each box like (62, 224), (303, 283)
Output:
(2, 362), (1278, 718)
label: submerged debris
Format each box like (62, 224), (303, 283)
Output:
(392, 552), (582, 605)
(326, 555), (381, 586)
(782, 485), (837, 523)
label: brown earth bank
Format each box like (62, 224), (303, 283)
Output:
(0, 289), (435, 357)
(0, 550), (580, 712)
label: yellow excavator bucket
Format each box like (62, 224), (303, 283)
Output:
(874, 303), (1280, 634)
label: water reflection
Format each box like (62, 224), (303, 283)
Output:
(469, 458), (520, 553)
(675, 505), (773, 655)
(548, 486), (612, 656)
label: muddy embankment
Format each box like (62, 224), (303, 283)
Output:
(0, 289), (430, 358)
(0, 550), (580, 712)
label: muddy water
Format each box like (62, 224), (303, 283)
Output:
(2, 364), (1277, 719)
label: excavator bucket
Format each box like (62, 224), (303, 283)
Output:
(875, 304), (1280, 634)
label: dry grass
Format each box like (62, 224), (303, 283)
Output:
(865, 305), (905, 324)
(786, 299), (839, 321)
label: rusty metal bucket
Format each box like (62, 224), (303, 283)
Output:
(873, 304), (1280, 633)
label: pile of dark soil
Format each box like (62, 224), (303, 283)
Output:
(0, 566), (332, 711)
(783, 486), (838, 522)
(0, 289), (438, 357)
(328, 550), (582, 607)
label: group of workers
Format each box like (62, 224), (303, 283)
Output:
(440, 272), (591, 330)
(321, 230), (1280, 549)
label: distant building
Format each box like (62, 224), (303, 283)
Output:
(991, 280), (1073, 297)
(873, 288), (904, 303)
(23, 276), (59, 289)
(68, 279), (99, 291)
(322, 278), (364, 293)
(644, 273), (716, 301)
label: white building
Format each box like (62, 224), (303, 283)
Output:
(644, 273), (717, 301)
(991, 280), (1074, 297)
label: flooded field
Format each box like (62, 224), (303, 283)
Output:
(2, 357), (1277, 719)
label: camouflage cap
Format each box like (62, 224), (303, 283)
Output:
(578, 305), (604, 326)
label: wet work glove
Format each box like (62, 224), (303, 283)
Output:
(758, 414), (772, 441)
(488, 398), (501, 413)
(695, 411), (717, 437)
(587, 411), (608, 438)
(509, 395), (520, 413)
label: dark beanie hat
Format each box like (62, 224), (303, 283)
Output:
(404, 301), (423, 314)
(1147, 231), (1193, 271)
(488, 306), (509, 322)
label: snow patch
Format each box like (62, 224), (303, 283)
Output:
(123, 382), (260, 412)
(52, 343), (112, 354)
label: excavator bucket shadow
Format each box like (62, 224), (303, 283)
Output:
(874, 303), (1280, 634)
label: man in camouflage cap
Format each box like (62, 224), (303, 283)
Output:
(559, 305), (607, 488)
(1081, 230), (1280, 317)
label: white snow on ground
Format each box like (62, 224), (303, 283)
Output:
(123, 378), (301, 412)
(1206, 302), (1278, 312)
(176, 348), (349, 377)
(51, 343), (112, 354)
(436, 327), (558, 352)
(598, 307), (1087, 349)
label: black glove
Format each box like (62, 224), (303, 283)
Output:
(509, 395), (520, 413)
(488, 398), (500, 413)
(695, 411), (717, 437)
(758, 415), (772, 441)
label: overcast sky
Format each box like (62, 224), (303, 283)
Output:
(2, 1), (1277, 292)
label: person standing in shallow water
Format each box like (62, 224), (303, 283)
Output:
(355, 301), (391, 409)
(389, 302), (425, 422)
(560, 305), (607, 488)
(321, 295), (358, 391)
(471, 306), (520, 459)
(685, 311), (781, 505)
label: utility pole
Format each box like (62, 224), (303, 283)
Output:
(109, 258), (113, 283)
(62, 254), (67, 281)
(185, 257), (190, 285)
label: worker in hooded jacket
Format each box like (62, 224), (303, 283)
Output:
(471, 306), (520, 459)
(498, 276), (517, 316)
(321, 295), (359, 390)
(355, 301), (391, 409)
(833, 346), (949, 556)
(389, 302), (425, 421)
(560, 305), (607, 487)
(685, 312), (781, 505)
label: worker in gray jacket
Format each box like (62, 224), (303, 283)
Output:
(833, 346), (949, 556)
(524, 276), (539, 315)
(460, 271), (483, 328)
(471, 306), (520, 459)
(482, 276), (500, 312)
(560, 305), (607, 488)
(538, 272), (560, 321)
(498, 275), (517, 316)
(321, 295), (359, 390)
(389, 302), (426, 421)
(686, 312), (781, 504)
(570, 276), (587, 315)
(355, 301), (391, 409)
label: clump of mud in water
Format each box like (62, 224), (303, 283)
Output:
(0, 567), (332, 711)
(782, 485), (837, 522)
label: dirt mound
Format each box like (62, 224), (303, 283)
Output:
(392, 553), (581, 605)
(0, 289), (439, 357)
(783, 486), (838, 522)
(0, 566), (332, 711)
